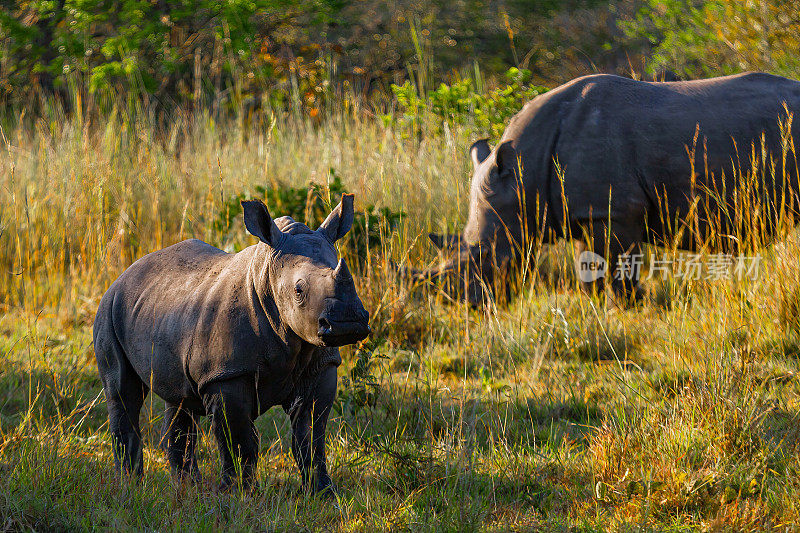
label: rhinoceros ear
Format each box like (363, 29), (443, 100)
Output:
(319, 193), (355, 242)
(429, 232), (462, 250)
(495, 141), (519, 180)
(470, 139), (492, 169)
(241, 199), (282, 246)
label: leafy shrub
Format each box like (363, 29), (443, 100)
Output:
(386, 67), (548, 139)
(214, 170), (403, 262)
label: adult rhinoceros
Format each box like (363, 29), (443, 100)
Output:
(418, 72), (800, 304)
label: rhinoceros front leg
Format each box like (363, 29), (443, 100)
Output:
(161, 402), (200, 483)
(203, 378), (259, 491)
(574, 239), (606, 296)
(573, 224), (643, 302)
(289, 364), (337, 496)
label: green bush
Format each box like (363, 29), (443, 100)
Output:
(214, 170), (403, 262)
(386, 67), (548, 140)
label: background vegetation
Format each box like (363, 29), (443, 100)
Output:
(2, 0), (800, 531)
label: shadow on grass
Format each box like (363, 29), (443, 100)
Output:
(6, 357), (798, 530)
(0, 341), (603, 530)
(334, 384), (604, 455)
(0, 428), (588, 531)
(0, 365), (106, 430)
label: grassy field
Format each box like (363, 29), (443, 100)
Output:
(2, 103), (800, 531)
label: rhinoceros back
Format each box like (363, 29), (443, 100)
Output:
(503, 72), (800, 240)
(94, 239), (254, 405)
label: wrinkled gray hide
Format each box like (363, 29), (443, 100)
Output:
(426, 72), (800, 303)
(94, 194), (370, 494)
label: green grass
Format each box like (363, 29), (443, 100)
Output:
(2, 104), (800, 531)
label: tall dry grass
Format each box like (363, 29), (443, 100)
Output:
(1, 98), (800, 530)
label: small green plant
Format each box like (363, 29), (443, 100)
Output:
(338, 339), (384, 415)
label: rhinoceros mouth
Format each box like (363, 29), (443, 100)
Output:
(318, 322), (370, 347)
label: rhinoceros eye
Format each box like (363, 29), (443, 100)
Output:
(293, 280), (308, 303)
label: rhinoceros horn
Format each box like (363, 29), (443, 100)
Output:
(391, 261), (439, 282)
(391, 233), (465, 282)
(333, 258), (353, 282)
(428, 233), (463, 250)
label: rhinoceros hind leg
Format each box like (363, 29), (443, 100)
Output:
(97, 347), (149, 479)
(161, 403), (200, 483)
(203, 378), (259, 492)
(106, 383), (148, 479)
(95, 289), (152, 480)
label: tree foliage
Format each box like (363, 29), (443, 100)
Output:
(625, 0), (800, 78)
(0, 0), (340, 105)
(1, 0), (633, 110)
(7, 0), (794, 113)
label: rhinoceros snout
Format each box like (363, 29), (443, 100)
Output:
(317, 308), (370, 347)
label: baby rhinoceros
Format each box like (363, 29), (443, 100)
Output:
(93, 194), (370, 494)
